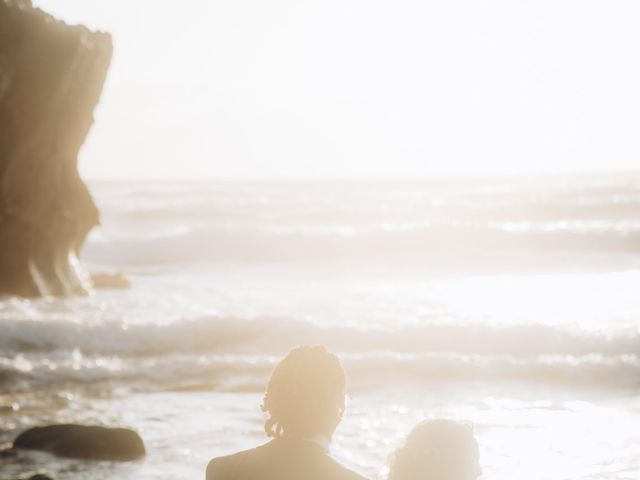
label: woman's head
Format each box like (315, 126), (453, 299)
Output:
(261, 345), (346, 439)
(387, 419), (481, 480)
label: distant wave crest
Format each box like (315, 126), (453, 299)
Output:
(85, 221), (640, 265)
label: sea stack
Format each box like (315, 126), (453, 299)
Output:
(0, 0), (112, 296)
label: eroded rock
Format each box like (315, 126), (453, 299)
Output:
(0, 0), (112, 296)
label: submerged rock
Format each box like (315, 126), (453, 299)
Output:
(91, 271), (131, 289)
(0, 0), (112, 297)
(13, 424), (145, 461)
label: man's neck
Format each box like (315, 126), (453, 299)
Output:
(282, 433), (331, 453)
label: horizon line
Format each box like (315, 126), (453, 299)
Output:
(83, 168), (640, 183)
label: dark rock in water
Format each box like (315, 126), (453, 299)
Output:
(91, 271), (131, 289)
(0, 446), (18, 458)
(8, 474), (55, 480)
(0, 0), (112, 297)
(13, 424), (145, 461)
(0, 402), (20, 413)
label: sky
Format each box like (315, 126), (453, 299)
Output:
(35, 0), (640, 180)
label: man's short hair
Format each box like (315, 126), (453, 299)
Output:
(261, 345), (346, 438)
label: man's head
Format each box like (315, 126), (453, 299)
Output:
(261, 345), (346, 439)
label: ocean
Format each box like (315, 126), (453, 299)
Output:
(1, 174), (640, 479)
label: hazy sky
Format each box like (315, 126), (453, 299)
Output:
(36, 0), (640, 179)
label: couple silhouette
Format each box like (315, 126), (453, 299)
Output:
(206, 345), (482, 480)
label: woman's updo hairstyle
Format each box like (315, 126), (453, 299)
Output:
(386, 419), (480, 480)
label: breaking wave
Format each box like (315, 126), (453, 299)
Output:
(1, 316), (638, 392)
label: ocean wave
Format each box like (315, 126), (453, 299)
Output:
(1, 350), (638, 393)
(83, 220), (640, 265)
(1, 316), (638, 358)
(83, 176), (640, 266)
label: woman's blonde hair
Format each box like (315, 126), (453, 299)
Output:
(261, 345), (346, 438)
(386, 419), (478, 480)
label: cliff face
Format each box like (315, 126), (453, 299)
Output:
(0, 0), (112, 296)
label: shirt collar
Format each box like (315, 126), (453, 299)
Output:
(301, 434), (331, 453)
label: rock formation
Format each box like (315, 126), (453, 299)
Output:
(13, 424), (146, 461)
(0, 0), (112, 296)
